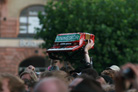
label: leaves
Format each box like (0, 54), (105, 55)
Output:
(35, 0), (138, 72)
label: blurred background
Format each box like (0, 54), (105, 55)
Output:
(0, 0), (48, 75)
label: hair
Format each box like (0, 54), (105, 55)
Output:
(71, 75), (105, 92)
(0, 76), (2, 91)
(40, 70), (73, 84)
(34, 77), (68, 92)
(40, 71), (53, 79)
(0, 73), (25, 92)
(101, 70), (116, 80)
(101, 75), (114, 84)
(78, 74), (94, 80)
(81, 68), (99, 79)
(101, 84), (115, 92)
(60, 66), (74, 74)
(60, 62), (74, 75)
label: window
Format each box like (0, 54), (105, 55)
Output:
(19, 5), (44, 37)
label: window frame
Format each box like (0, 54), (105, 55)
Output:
(18, 5), (44, 38)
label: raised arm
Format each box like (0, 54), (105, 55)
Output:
(84, 39), (94, 63)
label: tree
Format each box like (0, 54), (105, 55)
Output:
(36, 0), (138, 72)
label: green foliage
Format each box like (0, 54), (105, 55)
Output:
(36, 0), (138, 72)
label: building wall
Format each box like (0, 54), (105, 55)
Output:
(0, 0), (47, 38)
(0, 18), (18, 37)
(8, 0), (47, 18)
(0, 0), (48, 75)
(0, 47), (45, 75)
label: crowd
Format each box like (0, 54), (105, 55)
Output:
(0, 40), (138, 92)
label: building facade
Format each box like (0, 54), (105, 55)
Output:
(0, 0), (49, 75)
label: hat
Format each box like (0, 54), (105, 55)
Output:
(109, 65), (120, 71)
(20, 68), (38, 81)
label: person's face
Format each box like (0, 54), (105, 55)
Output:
(21, 73), (31, 80)
(37, 81), (59, 92)
(51, 60), (62, 68)
(96, 77), (106, 85)
(0, 79), (10, 92)
(21, 73), (31, 91)
(68, 78), (83, 91)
